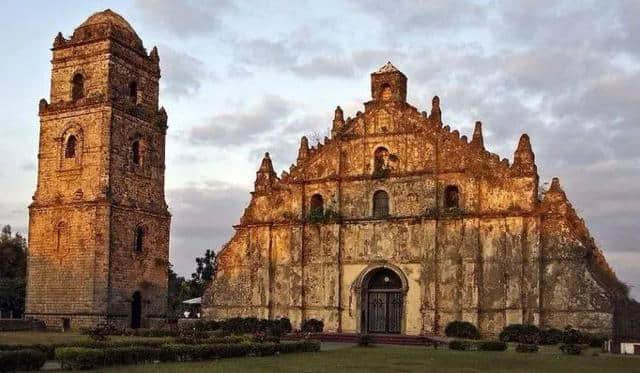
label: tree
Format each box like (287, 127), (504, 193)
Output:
(166, 249), (217, 317)
(0, 225), (27, 318)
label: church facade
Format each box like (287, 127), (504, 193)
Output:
(203, 63), (626, 335)
(25, 10), (171, 330)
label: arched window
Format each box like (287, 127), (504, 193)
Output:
(134, 226), (144, 253)
(131, 140), (141, 165)
(444, 185), (460, 209)
(129, 81), (138, 102)
(373, 190), (389, 217)
(71, 73), (84, 100)
(374, 147), (388, 172)
(65, 135), (77, 158)
(381, 84), (392, 101)
(310, 194), (324, 217)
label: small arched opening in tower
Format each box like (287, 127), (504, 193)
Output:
(71, 73), (84, 100)
(381, 83), (392, 101)
(373, 190), (390, 218)
(374, 147), (389, 173)
(444, 185), (460, 209)
(64, 135), (77, 159)
(310, 193), (324, 219)
(129, 81), (138, 103)
(132, 139), (141, 165)
(134, 226), (144, 253)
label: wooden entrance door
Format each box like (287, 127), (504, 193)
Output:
(365, 268), (403, 334)
(367, 291), (402, 333)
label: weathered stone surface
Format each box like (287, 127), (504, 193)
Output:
(25, 9), (170, 330)
(203, 63), (626, 336)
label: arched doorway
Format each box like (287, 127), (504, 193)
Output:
(364, 268), (403, 334)
(131, 291), (142, 329)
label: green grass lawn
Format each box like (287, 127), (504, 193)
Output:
(89, 345), (639, 373)
(2, 332), (639, 372)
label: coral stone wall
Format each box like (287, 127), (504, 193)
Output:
(204, 63), (624, 336)
(26, 10), (170, 330)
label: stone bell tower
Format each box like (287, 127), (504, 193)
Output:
(25, 9), (171, 330)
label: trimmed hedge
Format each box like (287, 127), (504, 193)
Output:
(498, 324), (609, 347)
(499, 324), (542, 344)
(478, 341), (508, 351)
(56, 341), (320, 370)
(0, 349), (47, 373)
(515, 344), (539, 353)
(449, 340), (507, 352)
(0, 337), (244, 360)
(444, 321), (480, 340)
(560, 343), (582, 355)
(300, 319), (324, 333)
(357, 334), (373, 347)
(449, 340), (473, 351)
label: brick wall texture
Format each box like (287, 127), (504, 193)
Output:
(25, 9), (170, 330)
(203, 62), (628, 336)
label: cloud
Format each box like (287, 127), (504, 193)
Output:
(158, 45), (207, 98)
(290, 56), (355, 78)
(134, 0), (235, 38)
(167, 181), (250, 275)
(189, 95), (295, 146)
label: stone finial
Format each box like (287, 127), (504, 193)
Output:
(157, 106), (168, 129)
(38, 98), (48, 113)
(255, 152), (277, 193)
(258, 152), (275, 173)
(53, 32), (66, 48)
(429, 96), (441, 123)
(332, 106), (345, 137)
(511, 133), (536, 175)
(470, 121), (484, 149)
(150, 46), (160, 63)
(543, 177), (568, 204)
(297, 136), (309, 162)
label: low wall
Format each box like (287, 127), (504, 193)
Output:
(0, 318), (46, 331)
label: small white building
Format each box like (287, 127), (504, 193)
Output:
(620, 342), (640, 355)
(605, 339), (640, 354)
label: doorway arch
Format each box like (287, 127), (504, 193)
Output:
(131, 291), (142, 329)
(355, 265), (407, 334)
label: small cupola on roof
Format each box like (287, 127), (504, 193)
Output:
(65, 9), (145, 53)
(371, 62), (407, 103)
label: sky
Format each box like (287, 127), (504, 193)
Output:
(0, 1), (638, 299)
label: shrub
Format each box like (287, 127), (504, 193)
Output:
(278, 317), (292, 334)
(175, 328), (209, 344)
(0, 349), (47, 373)
(478, 341), (507, 351)
(358, 334), (373, 347)
(560, 343), (582, 355)
(444, 321), (480, 340)
(192, 319), (221, 331)
(56, 347), (106, 370)
(301, 319), (324, 333)
(54, 341), (321, 369)
(561, 326), (583, 345)
(581, 332), (608, 348)
(81, 321), (121, 340)
(515, 344), (539, 353)
(540, 328), (564, 345)
(499, 324), (541, 344)
(449, 340), (473, 351)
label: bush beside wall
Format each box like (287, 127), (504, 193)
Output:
(444, 321), (480, 340)
(55, 341), (320, 370)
